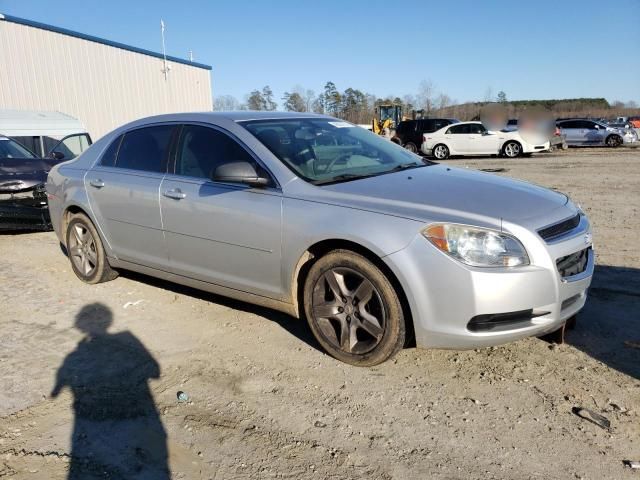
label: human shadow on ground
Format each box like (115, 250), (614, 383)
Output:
(566, 265), (640, 381)
(51, 303), (170, 479)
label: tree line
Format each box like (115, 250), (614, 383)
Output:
(213, 82), (640, 122)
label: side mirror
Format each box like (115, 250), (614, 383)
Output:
(213, 161), (270, 187)
(49, 151), (65, 160)
(482, 130), (494, 135)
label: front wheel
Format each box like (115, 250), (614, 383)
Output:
(606, 135), (622, 148)
(66, 213), (118, 284)
(303, 250), (405, 366)
(503, 141), (522, 158)
(432, 144), (449, 160)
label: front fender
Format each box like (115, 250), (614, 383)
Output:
(281, 197), (423, 299)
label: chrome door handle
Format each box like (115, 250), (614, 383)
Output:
(89, 179), (105, 188)
(163, 188), (186, 200)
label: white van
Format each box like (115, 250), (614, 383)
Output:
(0, 109), (92, 160)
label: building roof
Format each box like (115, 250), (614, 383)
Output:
(0, 13), (212, 71)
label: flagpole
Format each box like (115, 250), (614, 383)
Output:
(160, 19), (168, 80)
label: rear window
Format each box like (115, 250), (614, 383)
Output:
(113, 125), (175, 173)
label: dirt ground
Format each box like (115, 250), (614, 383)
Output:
(1, 147), (639, 479)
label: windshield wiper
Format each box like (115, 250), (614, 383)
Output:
(313, 173), (379, 185)
(388, 162), (425, 172)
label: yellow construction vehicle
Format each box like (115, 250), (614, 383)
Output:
(372, 104), (403, 137)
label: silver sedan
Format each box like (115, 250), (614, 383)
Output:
(46, 112), (594, 366)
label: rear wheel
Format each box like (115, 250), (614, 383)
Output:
(66, 213), (117, 284)
(403, 142), (418, 153)
(432, 144), (449, 160)
(606, 134), (622, 148)
(503, 141), (522, 158)
(303, 250), (405, 366)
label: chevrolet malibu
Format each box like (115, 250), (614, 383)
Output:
(46, 112), (594, 366)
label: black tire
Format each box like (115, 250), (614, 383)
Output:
(432, 144), (449, 160)
(303, 250), (405, 366)
(605, 135), (622, 148)
(502, 141), (522, 158)
(403, 142), (418, 153)
(66, 213), (118, 284)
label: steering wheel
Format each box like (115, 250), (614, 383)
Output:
(318, 154), (351, 174)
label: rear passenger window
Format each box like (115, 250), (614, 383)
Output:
(100, 135), (122, 167)
(447, 124), (469, 134)
(116, 125), (174, 173)
(175, 125), (256, 180)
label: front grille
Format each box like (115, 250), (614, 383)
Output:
(538, 214), (581, 241)
(556, 248), (590, 278)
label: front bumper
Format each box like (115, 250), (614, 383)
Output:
(521, 140), (551, 153)
(0, 187), (52, 231)
(384, 216), (593, 349)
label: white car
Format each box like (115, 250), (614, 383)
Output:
(421, 121), (550, 159)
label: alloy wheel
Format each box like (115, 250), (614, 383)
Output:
(311, 267), (386, 355)
(68, 223), (98, 277)
(434, 145), (448, 159)
(504, 142), (521, 157)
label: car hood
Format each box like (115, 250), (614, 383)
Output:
(296, 164), (570, 228)
(0, 158), (52, 193)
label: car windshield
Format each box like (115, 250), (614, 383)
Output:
(241, 118), (428, 185)
(0, 137), (38, 158)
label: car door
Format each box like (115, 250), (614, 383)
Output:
(85, 124), (176, 269)
(47, 133), (92, 161)
(583, 121), (605, 144)
(159, 123), (284, 299)
(466, 123), (498, 154)
(558, 120), (582, 145)
(444, 123), (471, 153)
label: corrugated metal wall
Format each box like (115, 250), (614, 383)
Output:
(0, 19), (212, 139)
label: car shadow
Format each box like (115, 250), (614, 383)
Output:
(118, 264), (639, 381)
(52, 303), (170, 479)
(565, 265), (640, 381)
(118, 270), (322, 353)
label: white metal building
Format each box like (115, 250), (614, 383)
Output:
(0, 13), (213, 139)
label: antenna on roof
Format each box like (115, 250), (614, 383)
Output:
(189, 50), (194, 62)
(160, 19), (170, 80)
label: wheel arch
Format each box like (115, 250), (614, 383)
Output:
(60, 204), (111, 256)
(291, 238), (416, 347)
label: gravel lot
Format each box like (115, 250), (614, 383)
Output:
(1, 147), (639, 479)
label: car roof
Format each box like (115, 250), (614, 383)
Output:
(134, 111), (333, 124)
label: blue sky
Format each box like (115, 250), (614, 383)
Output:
(2, 0), (639, 106)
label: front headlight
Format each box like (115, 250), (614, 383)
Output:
(422, 224), (529, 267)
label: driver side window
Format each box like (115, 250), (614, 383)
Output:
(175, 125), (256, 180)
